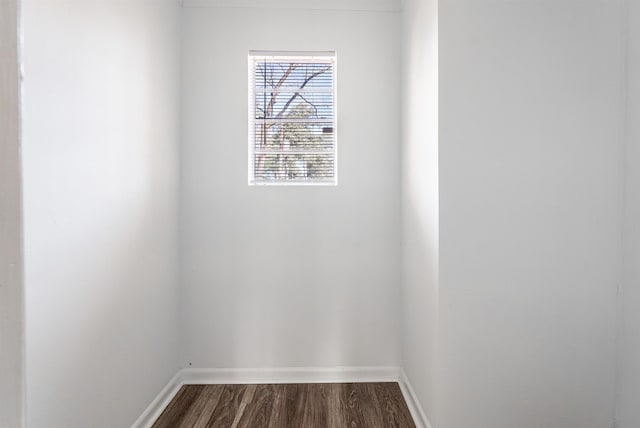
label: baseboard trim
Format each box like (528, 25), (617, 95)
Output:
(180, 365), (401, 384)
(131, 371), (182, 428)
(131, 366), (431, 428)
(398, 369), (433, 428)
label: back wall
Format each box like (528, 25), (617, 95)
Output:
(180, 4), (403, 368)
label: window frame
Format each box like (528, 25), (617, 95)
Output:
(247, 51), (338, 186)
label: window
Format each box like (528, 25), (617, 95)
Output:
(248, 51), (337, 185)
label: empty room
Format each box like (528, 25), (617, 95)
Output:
(2, 0), (640, 427)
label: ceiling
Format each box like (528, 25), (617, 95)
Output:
(180, 0), (404, 12)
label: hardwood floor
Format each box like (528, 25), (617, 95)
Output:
(152, 383), (416, 428)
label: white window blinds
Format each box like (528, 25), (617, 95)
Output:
(248, 51), (337, 185)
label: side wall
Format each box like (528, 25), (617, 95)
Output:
(619, 0), (640, 426)
(400, 0), (439, 424)
(0, 0), (25, 426)
(180, 6), (402, 369)
(22, 1), (182, 426)
(439, 1), (625, 427)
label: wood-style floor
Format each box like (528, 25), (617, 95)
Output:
(152, 383), (416, 428)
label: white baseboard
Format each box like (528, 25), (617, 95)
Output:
(180, 365), (401, 384)
(131, 371), (183, 428)
(398, 369), (433, 428)
(131, 366), (432, 428)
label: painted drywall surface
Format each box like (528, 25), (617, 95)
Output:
(180, 7), (402, 368)
(22, 1), (181, 426)
(0, 0), (25, 426)
(400, 0), (439, 423)
(619, 0), (640, 426)
(439, 1), (624, 427)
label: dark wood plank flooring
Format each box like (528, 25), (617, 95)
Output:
(152, 383), (416, 428)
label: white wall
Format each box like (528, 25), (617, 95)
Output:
(22, 1), (181, 426)
(180, 6), (402, 369)
(439, 1), (625, 427)
(619, 0), (640, 426)
(0, 0), (25, 426)
(400, 0), (439, 423)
